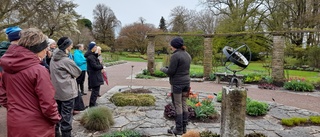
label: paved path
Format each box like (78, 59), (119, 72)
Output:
(1, 61), (320, 137)
(72, 86), (320, 137)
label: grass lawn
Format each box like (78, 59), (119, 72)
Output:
(101, 52), (320, 82)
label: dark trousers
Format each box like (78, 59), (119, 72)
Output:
(87, 71), (91, 90)
(74, 90), (85, 111)
(89, 86), (100, 107)
(55, 99), (75, 137)
(171, 84), (189, 132)
(76, 71), (86, 93)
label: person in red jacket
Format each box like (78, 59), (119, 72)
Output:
(0, 28), (61, 137)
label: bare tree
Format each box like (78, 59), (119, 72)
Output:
(92, 3), (120, 49)
(24, 0), (80, 39)
(0, 0), (46, 30)
(117, 22), (157, 54)
(202, 0), (265, 32)
(169, 6), (192, 33)
(189, 9), (219, 34)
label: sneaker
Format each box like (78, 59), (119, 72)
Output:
(81, 92), (87, 95)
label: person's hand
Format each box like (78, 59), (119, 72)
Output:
(160, 67), (167, 72)
(47, 50), (52, 57)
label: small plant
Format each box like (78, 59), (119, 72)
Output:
(284, 77), (314, 92)
(281, 117), (308, 126)
(310, 116), (320, 124)
(246, 100), (268, 116)
(245, 132), (267, 137)
(135, 73), (154, 79)
(186, 92), (217, 120)
(101, 129), (142, 137)
(80, 106), (114, 131)
(216, 91), (222, 102)
(199, 130), (220, 137)
(244, 73), (263, 83)
(153, 70), (167, 77)
(110, 93), (155, 106)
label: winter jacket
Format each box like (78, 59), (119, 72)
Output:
(160, 49), (192, 85)
(50, 50), (81, 101)
(0, 41), (11, 73)
(74, 49), (87, 71)
(84, 51), (104, 87)
(0, 45), (61, 137)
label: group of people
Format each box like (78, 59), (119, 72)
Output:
(0, 26), (192, 136)
(0, 27), (105, 137)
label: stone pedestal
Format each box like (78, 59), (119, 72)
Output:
(220, 86), (247, 137)
(147, 35), (155, 74)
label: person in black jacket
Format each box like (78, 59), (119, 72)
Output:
(160, 37), (192, 135)
(84, 42), (104, 107)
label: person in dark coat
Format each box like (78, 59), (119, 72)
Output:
(0, 28), (61, 137)
(84, 41), (104, 107)
(160, 37), (192, 135)
(50, 37), (81, 137)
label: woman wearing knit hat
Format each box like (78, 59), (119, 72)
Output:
(160, 37), (192, 135)
(50, 36), (81, 137)
(0, 28), (61, 137)
(84, 41), (104, 107)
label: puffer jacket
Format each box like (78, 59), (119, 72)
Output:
(0, 45), (61, 137)
(50, 50), (81, 101)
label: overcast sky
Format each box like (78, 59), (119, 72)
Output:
(72, 0), (204, 27)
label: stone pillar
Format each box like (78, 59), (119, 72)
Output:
(271, 34), (285, 86)
(220, 86), (247, 137)
(147, 35), (155, 75)
(203, 35), (213, 79)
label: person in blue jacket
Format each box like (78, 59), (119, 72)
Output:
(74, 44), (87, 95)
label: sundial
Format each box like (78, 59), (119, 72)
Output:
(222, 43), (251, 87)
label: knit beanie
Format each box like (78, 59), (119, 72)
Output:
(88, 41), (96, 50)
(47, 38), (56, 46)
(170, 37), (184, 49)
(57, 37), (73, 51)
(5, 26), (22, 42)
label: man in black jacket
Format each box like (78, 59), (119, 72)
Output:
(160, 37), (192, 135)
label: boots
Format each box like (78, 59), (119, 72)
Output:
(168, 126), (183, 136)
(183, 121), (188, 133)
(61, 131), (71, 137)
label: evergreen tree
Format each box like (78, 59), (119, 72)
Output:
(159, 16), (167, 32)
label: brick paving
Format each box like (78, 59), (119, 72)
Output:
(0, 61), (320, 136)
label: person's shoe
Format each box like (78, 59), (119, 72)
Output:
(81, 92), (87, 95)
(88, 88), (92, 91)
(167, 126), (183, 136)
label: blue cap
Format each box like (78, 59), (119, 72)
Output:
(5, 26), (22, 42)
(88, 41), (96, 50)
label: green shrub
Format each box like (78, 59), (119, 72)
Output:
(284, 80), (314, 92)
(216, 91), (222, 102)
(244, 73), (263, 83)
(142, 69), (150, 75)
(208, 73), (216, 81)
(281, 117), (308, 126)
(245, 132), (267, 137)
(310, 116), (320, 124)
(190, 72), (204, 78)
(153, 70), (167, 77)
(281, 118), (295, 126)
(110, 93), (156, 106)
(200, 130), (220, 137)
(135, 74), (154, 79)
(246, 100), (268, 116)
(101, 129), (142, 137)
(80, 106), (114, 131)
